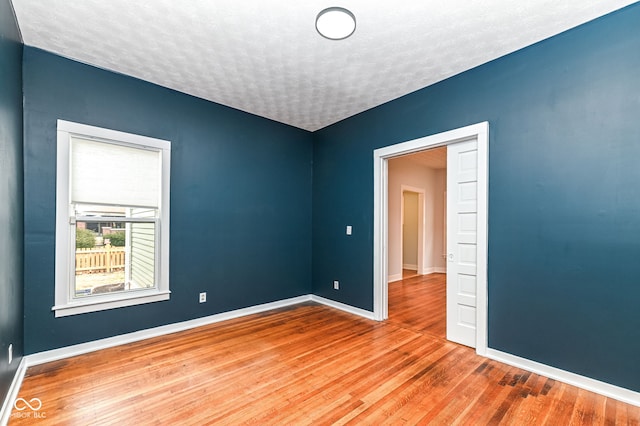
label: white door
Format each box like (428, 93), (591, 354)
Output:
(446, 139), (478, 348)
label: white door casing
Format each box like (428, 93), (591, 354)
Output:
(373, 121), (488, 356)
(446, 139), (478, 348)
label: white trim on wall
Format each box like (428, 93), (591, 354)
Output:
(27, 295), (311, 366)
(389, 270), (447, 281)
(420, 267), (447, 275)
(486, 349), (640, 407)
(373, 122), (489, 356)
(17, 295), (376, 368)
(388, 273), (403, 283)
(54, 120), (172, 317)
(310, 295), (376, 320)
(2, 293), (639, 418)
(0, 358), (27, 426)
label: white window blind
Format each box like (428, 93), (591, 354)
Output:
(70, 136), (161, 208)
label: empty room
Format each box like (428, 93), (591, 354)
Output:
(1, 0), (640, 424)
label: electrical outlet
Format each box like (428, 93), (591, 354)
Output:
(8, 344), (12, 364)
(346, 225), (352, 235)
(199, 292), (207, 303)
(333, 280), (339, 290)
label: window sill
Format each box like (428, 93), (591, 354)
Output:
(52, 290), (171, 317)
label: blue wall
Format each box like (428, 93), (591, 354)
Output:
(23, 47), (313, 354)
(0, 0), (24, 405)
(15, 0), (640, 396)
(312, 4), (640, 392)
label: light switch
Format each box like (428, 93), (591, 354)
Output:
(346, 225), (352, 235)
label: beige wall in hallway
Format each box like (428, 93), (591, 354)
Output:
(388, 155), (446, 282)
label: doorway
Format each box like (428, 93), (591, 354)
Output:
(388, 153), (447, 337)
(394, 185), (427, 282)
(402, 190), (420, 274)
(389, 156), (447, 282)
(373, 122), (489, 356)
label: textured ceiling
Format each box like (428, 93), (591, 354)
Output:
(408, 147), (448, 170)
(11, 0), (638, 131)
(390, 146), (447, 170)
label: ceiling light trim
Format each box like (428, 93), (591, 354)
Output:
(315, 7), (356, 40)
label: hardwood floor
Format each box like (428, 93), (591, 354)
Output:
(10, 275), (640, 425)
(389, 272), (446, 338)
(402, 268), (420, 279)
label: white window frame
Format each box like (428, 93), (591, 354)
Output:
(54, 120), (171, 317)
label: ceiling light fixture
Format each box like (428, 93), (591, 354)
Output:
(315, 7), (356, 40)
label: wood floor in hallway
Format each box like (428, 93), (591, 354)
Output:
(9, 273), (640, 425)
(389, 271), (446, 339)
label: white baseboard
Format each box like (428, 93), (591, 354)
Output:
(486, 348), (640, 408)
(311, 295), (376, 320)
(420, 267), (446, 275)
(391, 268), (446, 281)
(0, 358), (27, 426)
(26, 295), (312, 367)
(23, 294), (376, 367)
(7, 296), (638, 417)
(402, 264), (417, 271)
(388, 273), (403, 283)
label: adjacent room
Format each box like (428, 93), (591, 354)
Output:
(387, 147), (448, 338)
(2, 0), (640, 423)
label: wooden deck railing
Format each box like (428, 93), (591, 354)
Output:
(76, 246), (126, 274)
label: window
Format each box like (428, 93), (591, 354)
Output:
(54, 120), (171, 317)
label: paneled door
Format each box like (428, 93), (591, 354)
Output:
(446, 139), (478, 348)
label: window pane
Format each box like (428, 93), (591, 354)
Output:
(74, 220), (156, 298)
(129, 221), (156, 289)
